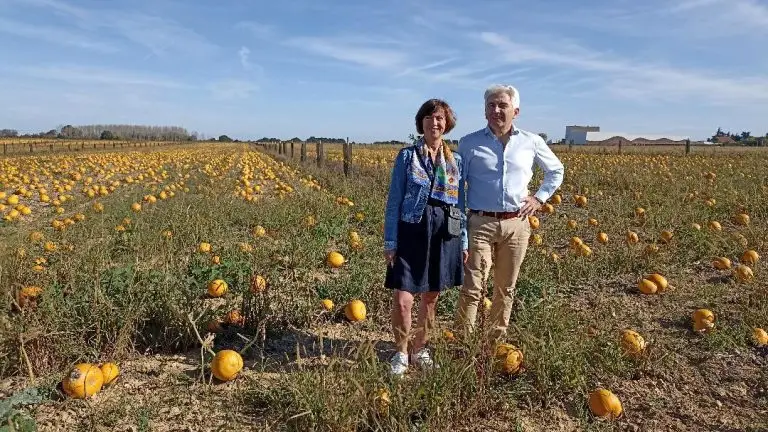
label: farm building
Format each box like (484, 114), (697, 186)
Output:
(564, 125), (600, 145)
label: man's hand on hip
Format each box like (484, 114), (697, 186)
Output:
(519, 195), (542, 217)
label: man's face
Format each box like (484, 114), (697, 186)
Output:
(485, 92), (519, 132)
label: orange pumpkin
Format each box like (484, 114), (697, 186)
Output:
(753, 328), (768, 346)
(638, 279), (658, 294)
(211, 350), (244, 381)
(620, 329), (646, 355)
(250, 274), (267, 293)
(528, 216), (540, 230)
(63, 363), (104, 399)
(588, 389), (623, 419)
(494, 343), (524, 375)
(100, 363), (120, 385)
(207, 279), (228, 297)
(327, 251), (345, 268)
(345, 299), (366, 321)
(741, 250), (759, 266)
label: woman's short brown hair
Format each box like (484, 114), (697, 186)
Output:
(415, 99), (456, 135)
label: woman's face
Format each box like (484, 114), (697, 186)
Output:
(422, 108), (446, 142)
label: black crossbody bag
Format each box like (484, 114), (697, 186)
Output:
(418, 147), (461, 238)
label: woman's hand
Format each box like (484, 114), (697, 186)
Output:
(384, 250), (396, 267)
(462, 250), (469, 264)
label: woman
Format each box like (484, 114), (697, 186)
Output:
(383, 98), (468, 377)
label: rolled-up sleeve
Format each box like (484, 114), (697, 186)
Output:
(532, 137), (564, 203)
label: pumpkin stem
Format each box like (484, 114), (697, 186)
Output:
(187, 312), (215, 356)
(19, 334), (35, 382)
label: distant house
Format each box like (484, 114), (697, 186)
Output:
(564, 125), (600, 145)
(712, 135), (736, 144)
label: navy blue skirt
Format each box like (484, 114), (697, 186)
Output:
(384, 202), (464, 293)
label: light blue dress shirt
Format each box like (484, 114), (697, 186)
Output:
(458, 126), (564, 212)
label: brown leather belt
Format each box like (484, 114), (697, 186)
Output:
(470, 209), (520, 219)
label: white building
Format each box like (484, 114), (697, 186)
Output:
(564, 125), (600, 145)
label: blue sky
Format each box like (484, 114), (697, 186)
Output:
(1, 0), (767, 142)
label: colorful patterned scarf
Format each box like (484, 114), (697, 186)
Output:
(410, 139), (460, 205)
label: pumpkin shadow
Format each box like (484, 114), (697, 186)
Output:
(705, 274), (730, 284)
(657, 315), (690, 333)
(247, 328), (397, 373)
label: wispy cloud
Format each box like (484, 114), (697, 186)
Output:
(13, 65), (189, 89)
(238, 46), (251, 70)
(285, 36), (409, 69)
(110, 15), (217, 58)
(9, 0), (218, 57)
(0, 17), (115, 51)
(395, 58), (459, 77)
(235, 21), (276, 39)
(662, 0), (768, 31)
(479, 31), (768, 104)
(209, 79), (259, 100)
(666, 0), (723, 13)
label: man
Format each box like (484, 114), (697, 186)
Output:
(454, 84), (564, 342)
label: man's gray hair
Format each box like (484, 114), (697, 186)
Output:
(484, 84), (520, 109)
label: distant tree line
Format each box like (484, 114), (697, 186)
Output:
(708, 127), (767, 146)
(0, 125), (199, 141)
(0, 129), (19, 137)
(71, 124), (196, 141)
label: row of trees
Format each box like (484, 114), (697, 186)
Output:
(0, 125), (199, 141)
(63, 125), (196, 141)
(708, 128), (767, 145)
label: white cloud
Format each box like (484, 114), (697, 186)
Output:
(0, 17), (116, 51)
(9, 0), (218, 57)
(110, 15), (217, 58)
(285, 36), (409, 69)
(235, 21), (276, 39)
(209, 79), (259, 100)
(662, 0), (768, 30)
(479, 31), (768, 105)
(13, 65), (189, 89)
(239, 46), (251, 70)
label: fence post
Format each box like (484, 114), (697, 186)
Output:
(569, 140), (573, 152)
(685, 139), (691, 155)
(301, 142), (307, 162)
(343, 137), (351, 177)
(618, 139), (622, 154)
(290, 142), (294, 158)
(3, 143), (6, 155)
(316, 140), (324, 168)
(29, 143), (33, 153)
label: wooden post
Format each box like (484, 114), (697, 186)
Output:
(618, 139), (622, 154)
(316, 140), (324, 168)
(68, 142), (71, 151)
(569, 140), (573, 152)
(29, 143), (33, 153)
(300, 142), (307, 162)
(49, 142), (54, 151)
(685, 139), (691, 155)
(343, 138), (351, 177)
(290, 142), (294, 158)
(3, 143), (6, 155)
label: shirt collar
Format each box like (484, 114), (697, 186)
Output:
(484, 124), (520, 136)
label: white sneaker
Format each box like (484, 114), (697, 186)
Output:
(390, 352), (409, 377)
(411, 348), (436, 370)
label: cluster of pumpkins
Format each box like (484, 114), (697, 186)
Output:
(61, 363), (119, 399)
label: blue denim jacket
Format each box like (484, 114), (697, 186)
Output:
(383, 142), (468, 252)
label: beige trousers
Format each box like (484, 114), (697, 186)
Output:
(454, 213), (530, 342)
